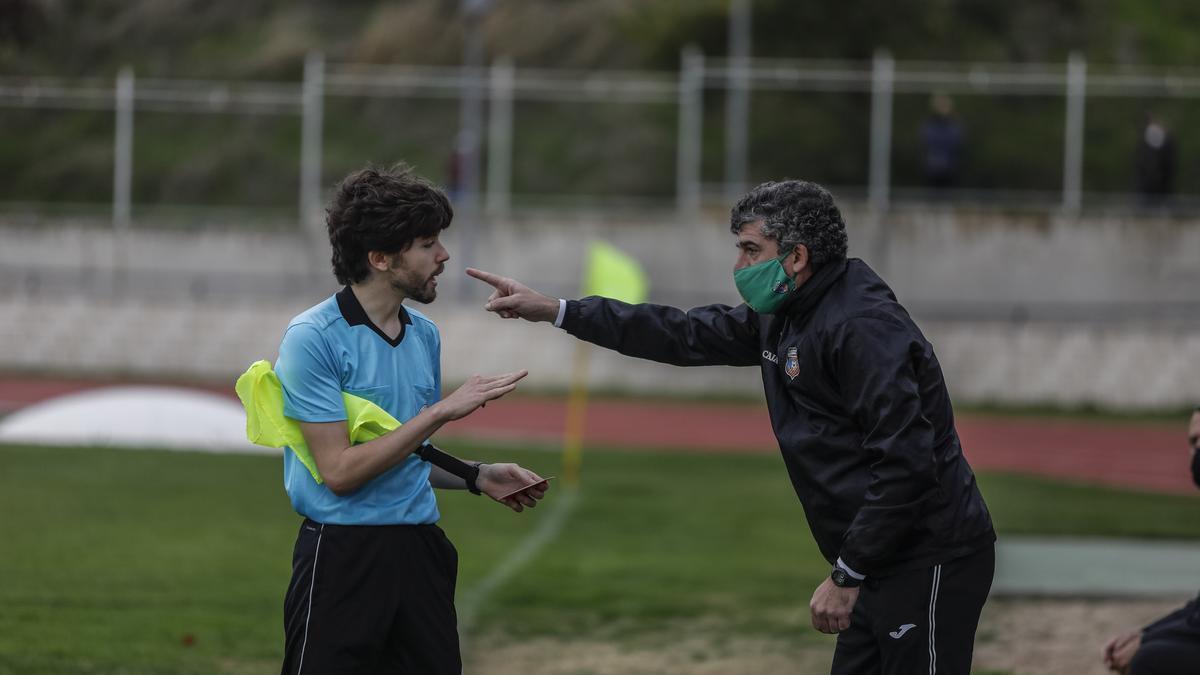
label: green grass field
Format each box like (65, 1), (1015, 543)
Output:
(1, 442), (1198, 674)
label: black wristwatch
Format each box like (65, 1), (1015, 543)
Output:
(830, 567), (862, 588)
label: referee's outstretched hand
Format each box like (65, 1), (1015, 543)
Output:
(466, 268), (560, 323)
(433, 370), (528, 422)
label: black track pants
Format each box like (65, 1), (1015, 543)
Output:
(830, 544), (995, 675)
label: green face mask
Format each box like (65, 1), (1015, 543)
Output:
(733, 251), (796, 314)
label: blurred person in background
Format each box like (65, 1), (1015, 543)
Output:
(446, 133), (465, 203)
(920, 92), (966, 195)
(445, 129), (477, 204)
(1101, 407), (1200, 675)
(1135, 112), (1176, 210)
(273, 164), (548, 674)
(467, 179), (997, 675)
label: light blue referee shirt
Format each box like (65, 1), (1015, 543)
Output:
(273, 286), (441, 525)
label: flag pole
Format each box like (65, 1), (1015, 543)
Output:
(561, 341), (591, 486)
(561, 240), (646, 487)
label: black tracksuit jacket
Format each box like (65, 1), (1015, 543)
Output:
(561, 257), (996, 577)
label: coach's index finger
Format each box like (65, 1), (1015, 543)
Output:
(465, 267), (506, 288)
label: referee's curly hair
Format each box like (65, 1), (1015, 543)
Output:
(326, 163), (453, 285)
(730, 180), (848, 266)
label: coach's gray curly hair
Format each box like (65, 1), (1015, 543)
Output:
(729, 180), (848, 266)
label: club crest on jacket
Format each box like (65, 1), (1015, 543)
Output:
(785, 346), (799, 379)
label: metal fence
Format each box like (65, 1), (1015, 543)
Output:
(6, 50), (1200, 230)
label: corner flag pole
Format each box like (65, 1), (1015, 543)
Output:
(561, 241), (647, 487)
(561, 342), (591, 486)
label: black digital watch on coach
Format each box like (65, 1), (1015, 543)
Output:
(830, 567), (862, 588)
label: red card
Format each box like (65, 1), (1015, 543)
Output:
(498, 476), (554, 500)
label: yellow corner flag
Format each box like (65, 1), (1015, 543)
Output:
(583, 240), (648, 303)
(564, 241), (648, 487)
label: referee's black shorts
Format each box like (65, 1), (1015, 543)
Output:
(281, 518), (461, 675)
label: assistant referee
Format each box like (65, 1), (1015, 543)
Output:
(274, 164), (548, 674)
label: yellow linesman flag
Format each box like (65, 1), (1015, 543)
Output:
(564, 240), (647, 486)
(234, 360), (402, 484)
(583, 241), (648, 303)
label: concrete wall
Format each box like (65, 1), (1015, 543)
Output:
(2, 207), (1198, 409)
(5, 207), (1198, 315)
(876, 208), (1200, 320)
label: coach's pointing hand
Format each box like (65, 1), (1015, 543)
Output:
(466, 268), (559, 323)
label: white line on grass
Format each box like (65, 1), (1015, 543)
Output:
(457, 485), (580, 647)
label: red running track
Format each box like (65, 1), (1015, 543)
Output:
(449, 397), (1196, 495)
(0, 378), (1193, 495)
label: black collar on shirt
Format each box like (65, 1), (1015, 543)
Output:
(336, 286), (413, 347)
(777, 257), (849, 319)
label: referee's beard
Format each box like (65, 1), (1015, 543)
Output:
(390, 266), (442, 304)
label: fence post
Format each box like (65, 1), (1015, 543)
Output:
(677, 46), (704, 216)
(486, 57), (514, 218)
(868, 50), (894, 212)
(300, 52), (325, 235)
(455, 7), (488, 292)
(724, 0), (751, 201)
(1062, 52), (1087, 215)
(113, 66), (134, 232)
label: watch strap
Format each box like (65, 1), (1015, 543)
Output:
(831, 566), (862, 588)
(415, 444), (483, 495)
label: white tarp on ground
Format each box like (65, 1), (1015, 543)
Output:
(0, 386), (270, 453)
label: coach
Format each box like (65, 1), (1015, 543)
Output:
(468, 179), (997, 675)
